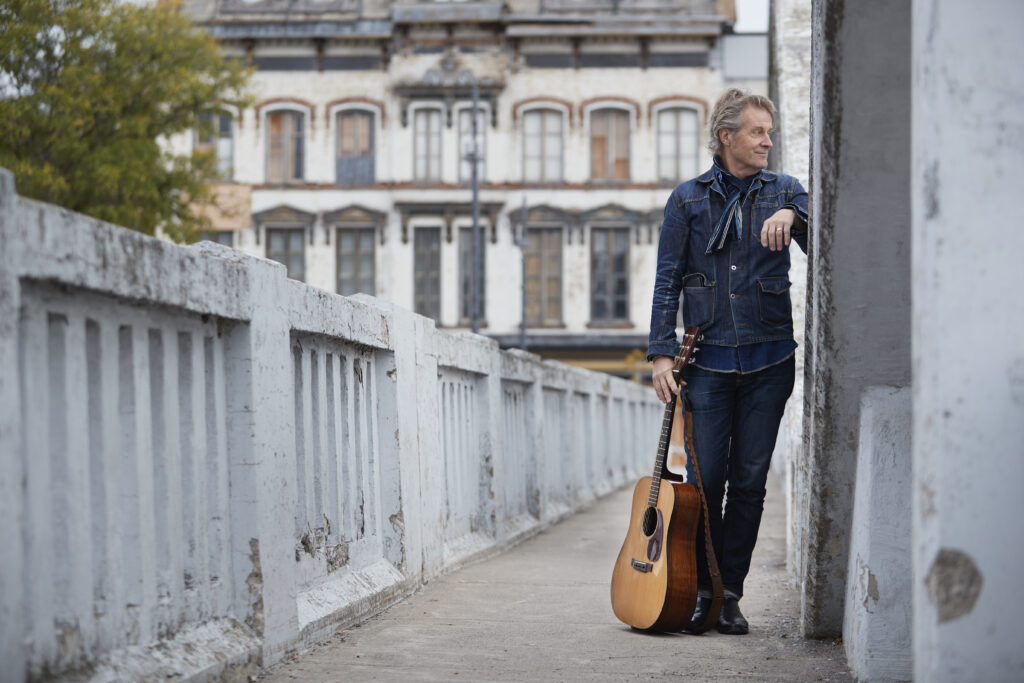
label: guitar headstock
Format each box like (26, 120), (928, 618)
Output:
(671, 326), (702, 379)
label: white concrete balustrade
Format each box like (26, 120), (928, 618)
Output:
(0, 168), (662, 682)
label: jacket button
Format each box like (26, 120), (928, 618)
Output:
(730, 293), (737, 299)
(731, 265), (737, 271)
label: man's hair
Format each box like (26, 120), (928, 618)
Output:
(707, 88), (776, 156)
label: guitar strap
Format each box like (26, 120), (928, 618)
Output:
(683, 406), (725, 633)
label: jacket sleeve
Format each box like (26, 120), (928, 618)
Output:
(647, 189), (689, 361)
(784, 176), (810, 254)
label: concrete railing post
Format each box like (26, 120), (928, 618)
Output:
(0, 169), (27, 680)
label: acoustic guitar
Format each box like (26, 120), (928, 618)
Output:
(610, 326), (722, 632)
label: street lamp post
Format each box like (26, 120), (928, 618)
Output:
(457, 69), (482, 335)
(519, 196), (528, 351)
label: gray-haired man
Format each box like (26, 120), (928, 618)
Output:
(648, 89), (809, 634)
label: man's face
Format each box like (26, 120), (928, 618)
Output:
(719, 105), (773, 178)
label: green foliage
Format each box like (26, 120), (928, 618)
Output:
(0, 0), (250, 242)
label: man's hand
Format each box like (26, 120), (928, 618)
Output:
(652, 356), (685, 403)
(760, 208), (796, 251)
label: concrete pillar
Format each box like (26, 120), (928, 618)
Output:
(769, 0), (812, 577)
(843, 386), (912, 680)
(912, 1), (1024, 679)
(0, 169), (27, 679)
(804, 0), (912, 637)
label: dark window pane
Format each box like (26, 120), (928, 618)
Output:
(414, 227), (441, 320)
(266, 227), (305, 282)
(459, 227), (486, 323)
(336, 110), (375, 184)
(523, 227), (563, 325)
(590, 227), (630, 321)
(336, 227), (375, 296)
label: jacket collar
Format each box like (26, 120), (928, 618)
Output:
(697, 159), (777, 196)
(700, 156), (778, 184)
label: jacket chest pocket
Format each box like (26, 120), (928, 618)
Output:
(682, 273), (716, 329)
(757, 277), (792, 326)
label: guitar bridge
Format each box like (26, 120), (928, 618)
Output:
(631, 559), (653, 573)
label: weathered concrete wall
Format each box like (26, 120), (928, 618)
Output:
(843, 386), (912, 681)
(803, 0), (912, 637)
(0, 168), (662, 681)
(768, 0), (811, 578)
(912, 1), (1024, 679)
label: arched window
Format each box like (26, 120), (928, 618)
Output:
(335, 109), (375, 184)
(522, 108), (564, 182)
(266, 110), (305, 183)
(590, 108), (630, 181)
(195, 112), (234, 180)
(457, 106), (487, 183)
(657, 107), (700, 181)
(413, 107), (443, 181)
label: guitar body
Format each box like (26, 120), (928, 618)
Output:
(610, 476), (701, 631)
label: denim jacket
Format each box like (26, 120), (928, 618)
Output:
(647, 165), (809, 360)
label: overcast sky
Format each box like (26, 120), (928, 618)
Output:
(734, 0), (770, 33)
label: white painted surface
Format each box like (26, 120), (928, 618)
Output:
(912, 1), (1024, 680)
(844, 386), (912, 682)
(769, 0), (811, 581)
(0, 170), (662, 681)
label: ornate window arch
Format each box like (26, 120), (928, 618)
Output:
(515, 100), (571, 184)
(582, 99), (639, 182)
(327, 100), (383, 185)
(257, 99), (313, 185)
(649, 96), (708, 182)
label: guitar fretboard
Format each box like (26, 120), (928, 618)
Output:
(646, 328), (698, 508)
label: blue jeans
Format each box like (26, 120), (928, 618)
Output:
(682, 356), (795, 597)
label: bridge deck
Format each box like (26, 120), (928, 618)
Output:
(260, 472), (852, 682)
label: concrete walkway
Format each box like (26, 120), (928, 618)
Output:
(260, 472), (852, 682)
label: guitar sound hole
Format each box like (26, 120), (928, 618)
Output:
(641, 506), (658, 536)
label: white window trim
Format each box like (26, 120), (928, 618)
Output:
(583, 102), (636, 183)
(651, 101), (704, 181)
(261, 104), (312, 184)
(519, 104), (569, 184)
(409, 102), (445, 182)
(329, 104), (380, 161)
(454, 102), (491, 183)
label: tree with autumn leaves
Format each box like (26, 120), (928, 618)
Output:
(0, 0), (249, 242)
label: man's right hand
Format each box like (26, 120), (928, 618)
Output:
(652, 356), (684, 403)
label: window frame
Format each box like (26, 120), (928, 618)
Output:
(521, 106), (566, 183)
(522, 224), (565, 327)
(413, 225), (442, 320)
(654, 104), (701, 183)
(587, 106), (632, 182)
(589, 226), (631, 325)
(335, 225), (377, 296)
(264, 225), (307, 282)
(411, 104), (444, 183)
(458, 225), (487, 326)
(263, 107), (308, 185)
(333, 106), (377, 185)
(194, 111), (236, 181)
(456, 103), (489, 184)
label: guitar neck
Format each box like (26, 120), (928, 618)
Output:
(646, 325), (700, 506)
(648, 394), (677, 506)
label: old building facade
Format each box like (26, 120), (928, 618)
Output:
(182, 0), (765, 377)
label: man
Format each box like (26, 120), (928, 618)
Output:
(648, 88), (808, 635)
